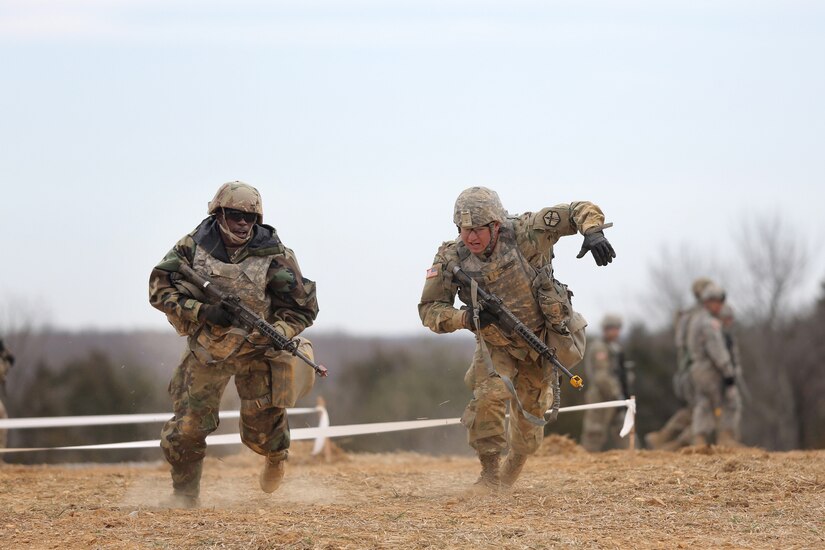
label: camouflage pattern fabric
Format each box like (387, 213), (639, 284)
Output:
(581, 338), (627, 452)
(0, 398), (7, 450)
(720, 321), (743, 442)
(149, 218), (317, 340)
(461, 344), (553, 456)
(687, 308), (734, 441)
(160, 352), (290, 482)
(0, 338), (12, 386)
(207, 181), (264, 223)
(0, 338), (13, 451)
(420, 200), (606, 457)
(453, 186), (508, 228)
(150, 210), (318, 492)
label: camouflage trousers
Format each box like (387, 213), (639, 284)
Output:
(581, 388), (626, 452)
(691, 362), (739, 441)
(461, 344), (553, 456)
(161, 349), (299, 491)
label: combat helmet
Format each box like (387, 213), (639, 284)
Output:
(601, 314), (623, 330)
(700, 283), (726, 302)
(208, 181), (264, 224)
(453, 187), (507, 229)
(691, 278), (714, 300)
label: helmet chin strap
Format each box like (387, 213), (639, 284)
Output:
(481, 222), (500, 257)
(216, 214), (253, 247)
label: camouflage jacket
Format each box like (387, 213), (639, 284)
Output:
(584, 338), (628, 401)
(418, 201), (605, 336)
(149, 217), (318, 340)
(674, 303), (702, 372)
(687, 308), (733, 378)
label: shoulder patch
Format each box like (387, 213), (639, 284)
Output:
(426, 266), (440, 279)
(543, 211), (561, 227)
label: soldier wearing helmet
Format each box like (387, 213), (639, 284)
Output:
(419, 187), (615, 489)
(581, 314), (633, 452)
(686, 283), (735, 446)
(149, 181), (319, 506)
(645, 277), (717, 451)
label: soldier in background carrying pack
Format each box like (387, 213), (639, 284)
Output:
(687, 283), (735, 446)
(645, 278), (714, 450)
(0, 338), (14, 451)
(581, 314), (632, 452)
(419, 187), (615, 489)
(149, 182), (319, 507)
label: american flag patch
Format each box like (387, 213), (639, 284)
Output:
(425, 266), (439, 279)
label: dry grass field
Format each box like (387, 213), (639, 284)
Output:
(1, 438), (823, 549)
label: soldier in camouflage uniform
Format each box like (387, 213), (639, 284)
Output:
(581, 314), (633, 452)
(645, 278), (714, 450)
(419, 187), (615, 489)
(0, 338), (14, 451)
(149, 182), (319, 506)
(687, 283), (735, 446)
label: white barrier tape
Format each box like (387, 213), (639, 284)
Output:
(0, 398), (634, 454)
(619, 397), (636, 438)
(0, 417), (462, 454)
(0, 407), (321, 430)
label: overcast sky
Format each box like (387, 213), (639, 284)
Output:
(1, 1), (823, 335)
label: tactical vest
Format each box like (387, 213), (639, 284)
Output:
(190, 246), (274, 362)
(457, 224), (545, 335)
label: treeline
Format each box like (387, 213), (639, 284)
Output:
(2, 280), (823, 462)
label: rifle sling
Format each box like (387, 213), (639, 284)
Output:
(470, 278), (548, 428)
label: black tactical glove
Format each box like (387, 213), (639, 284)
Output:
(576, 231), (616, 266)
(202, 304), (234, 327)
(462, 307), (497, 330)
(723, 376), (736, 387)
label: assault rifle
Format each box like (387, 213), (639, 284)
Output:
(178, 263), (328, 377)
(451, 266), (583, 389)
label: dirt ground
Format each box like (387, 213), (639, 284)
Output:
(0, 438), (823, 549)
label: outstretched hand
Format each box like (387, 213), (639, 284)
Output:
(576, 231), (616, 266)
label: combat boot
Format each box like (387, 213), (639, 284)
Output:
(473, 452), (501, 490)
(500, 452), (528, 488)
(260, 451), (287, 493)
(169, 460), (202, 508)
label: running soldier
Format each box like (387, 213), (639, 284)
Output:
(419, 187), (615, 489)
(149, 182), (319, 506)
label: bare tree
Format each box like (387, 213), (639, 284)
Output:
(643, 244), (727, 326)
(733, 214), (809, 329)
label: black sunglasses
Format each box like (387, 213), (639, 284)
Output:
(222, 209), (257, 224)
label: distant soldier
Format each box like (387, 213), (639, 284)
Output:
(419, 187), (615, 489)
(149, 182), (319, 507)
(0, 338), (15, 450)
(717, 304), (742, 446)
(687, 284), (734, 446)
(645, 278), (714, 450)
(581, 314), (633, 452)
